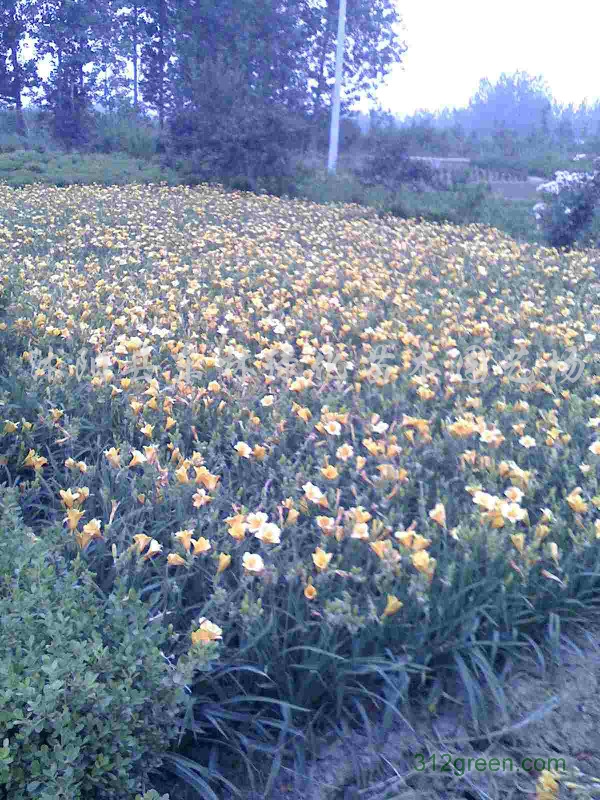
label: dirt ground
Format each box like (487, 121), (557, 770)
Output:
(263, 618), (600, 800)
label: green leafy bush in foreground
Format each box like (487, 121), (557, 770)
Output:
(0, 486), (191, 800)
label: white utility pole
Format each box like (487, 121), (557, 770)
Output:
(327, 0), (347, 174)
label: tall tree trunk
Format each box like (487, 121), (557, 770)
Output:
(133, 1), (139, 110)
(311, 23), (333, 152)
(158, 0), (165, 129)
(9, 42), (26, 138)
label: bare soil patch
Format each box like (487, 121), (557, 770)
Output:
(262, 621), (600, 800)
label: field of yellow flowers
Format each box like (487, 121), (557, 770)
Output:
(1, 181), (600, 795)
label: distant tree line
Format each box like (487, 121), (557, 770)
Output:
(370, 72), (600, 159)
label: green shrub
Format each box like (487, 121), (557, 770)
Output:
(0, 150), (180, 188)
(354, 126), (436, 189)
(167, 103), (306, 195)
(88, 109), (161, 160)
(0, 487), (190, 800)
(534, 170), (600, 249)
(381, 183), (492, 227)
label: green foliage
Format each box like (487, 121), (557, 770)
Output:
(354, 125), (437, 189)
(166, 74), (309, 195)
(531, 165), (600, 249)
(0, 486), (190, 800)
(0, 149), (180, 187)
(290, 162), (539, 241)
(87, 108), (161, 160)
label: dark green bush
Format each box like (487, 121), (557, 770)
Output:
(167, 103), (306, 196)
(355, 126), (436, 188)
(535, 170), (600, 249)
(0, 487), (190, 800)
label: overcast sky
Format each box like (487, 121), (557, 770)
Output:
(373, 0), (599, 117)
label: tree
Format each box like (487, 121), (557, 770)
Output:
(0, 0), (40, 137)
(466, 71), (555, 137)
(302, 0), (405, 116)
(140, 0), (175, 129)
(115, 1), (142, 110)
(36, 0), (117, 147)
(167, 0), (404, 155)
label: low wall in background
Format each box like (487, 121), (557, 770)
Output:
(408, 156), (545, 199)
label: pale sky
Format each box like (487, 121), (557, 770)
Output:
(374, 0), (600, 117)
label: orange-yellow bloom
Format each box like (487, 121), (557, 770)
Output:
(353, 506), (372, 524)
(395, 530), (415, 548)
(132, 533), (152, 553)
(242, 552), (265, 573)
(429, 503), (446, 528)
(174, 529), (195, 552)
(192, 537), (211, 555)
(234, 441), (252, 458)
(382, 594), (403, 619)
(254, 522), (281, 544)
(351, 523), (370, 540)
(304, 582), (318, 600)
(336, 443), (354, 461)
(316, 515), (336, 533)
(536, 770), (559, 800)
(175, 465), (190, 484)
(376, 464), (397, 481)
(59, 488), (80, 509)
(64, 508), (85, 531)
(192, 489), (212, 508)
(194, 466), (220, 490)
(411, 534), (431, 551)
(566, 487), (588, 514)
(129, 449), (147, 468)
(370, 540), (394, 559)
(142, 539), (163, 560)
(285, 507), (299, 526)
(312, 547), (333, 571)
(227, 519), (248, 541)
(246, 512), (268, 532)
(140, 423), (154, 439)
(104, 447), (121, 468)
(252, 444), (267, 460)
(412, 550), (432, 574)
(82, 519), (102, 540)
(191, 618), (223, 645)
(303, 482), (325, 504)
(217, 553), (231, 574)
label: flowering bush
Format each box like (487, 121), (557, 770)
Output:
(534, 163), (600, 248)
